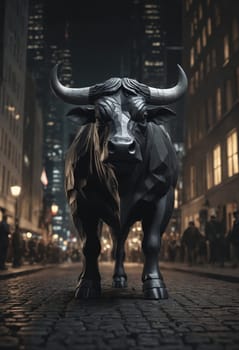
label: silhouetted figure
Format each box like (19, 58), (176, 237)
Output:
(28, 238), (36, 264)
(12, 222), (22, 268)
(205, 215), (224, 266)
(228, 211), (239, 267)
(181, 221), (201, 266)
(0, 211), (10, 270)
(37, 239), (46, 263)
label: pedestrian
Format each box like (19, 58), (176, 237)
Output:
(37, 239), (46, 263)
(227, 210), (239, 267)
(12, 221), (22, 268)
(28, 237), (36, 264)
(0, 209), (10, 270)
(181, 221), (201, 266)
(205, 215), (225, 266)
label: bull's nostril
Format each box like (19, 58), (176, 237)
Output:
(108, 141), (115, 154)
(128, 141), (136, 154)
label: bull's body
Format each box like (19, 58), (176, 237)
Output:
(51, 67), (187, 299)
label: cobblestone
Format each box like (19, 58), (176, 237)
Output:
(0, 262), (239, 349)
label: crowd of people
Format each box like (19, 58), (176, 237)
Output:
(161, 211), (239, 267)
(0, 209), (81, 270)
(1, 208), (239, 270)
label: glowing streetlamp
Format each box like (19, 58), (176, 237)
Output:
(10, 185), (21, 228)
(51, 204), (59, 216)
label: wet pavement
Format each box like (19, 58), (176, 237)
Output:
(0, 262), (239, 350)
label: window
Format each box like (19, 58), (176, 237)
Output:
(216, 88), (222, 120)
(225, 79), (233, 110)
(232, 19), (239, 51)
(207, 18), (212, 36)
(207, 97), (213, 128)
(200, 61), (204, 81)
(190, 47), (195, 67)
(206, 54), (210, 73)
(202, 26), (207, 47)
(212, 49), (217, 69)
(224, 35), (230, 64)
(227, 130), (239, 177)
(190, 165), (196, 198)
(197, 37), (201, 54)
(213, 144), (222, 185)
(236, 66), (239, 97)
(215, 5), (221, 26)
(206, 152), (213, 189)
(199, 4), (203, 20)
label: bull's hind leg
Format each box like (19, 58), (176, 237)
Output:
(75, 218), (101, 299)
(142, 187), (174, 300)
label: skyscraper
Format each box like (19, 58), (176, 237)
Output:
(27, 1), (74, 240)
(0, 0), (29, 223)
(181, 0), (239, 233)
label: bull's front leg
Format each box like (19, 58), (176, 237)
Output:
(75, 217), (101, 299)
(142, 188), (174, 300)
(112, 230), (128, 288)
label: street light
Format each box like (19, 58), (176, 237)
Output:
(10, 185), (21, 228)
(51, 204), (59, 216)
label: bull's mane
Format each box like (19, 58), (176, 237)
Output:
(65, 123), (120, 235)
(89, 77), (150, 102)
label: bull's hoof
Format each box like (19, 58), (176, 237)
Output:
(75, 279), (101, 299)
(112, 275), (127, 288)
(143, 279), (168, 300)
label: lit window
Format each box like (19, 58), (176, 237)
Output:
(174, 188), (178, 209)
(216, 87), (222, 120)
(207, 18), (212, 36)
(224, 35), (230, 64)
(227, 130), (239, 177)
(199, 4), (203, 20)
(213, 144), (222, 185)
(190, 47), (195, 67)
(197, 37), (201, 54)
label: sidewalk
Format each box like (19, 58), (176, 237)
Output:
(0, 262), (55, 280)
(1, 260), (239, 283)
(160, 261), (239, 283)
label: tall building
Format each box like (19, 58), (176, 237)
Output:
(181, 0), (239, 232)
(21, 73), (43, 236)
(131, 0), (166, 87)
(45, 43), (74, 239)
(0, 0), (29, 223)
(26, 1), (74, 240)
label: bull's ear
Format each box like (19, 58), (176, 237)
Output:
(66, 106), (95, 125)
(146, 106), (176, 125)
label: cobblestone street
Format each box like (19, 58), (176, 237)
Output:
(0, 262), (239, 350)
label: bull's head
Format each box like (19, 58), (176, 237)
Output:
(50, 65), (187, 171)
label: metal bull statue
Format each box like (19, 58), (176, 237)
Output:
(50, 65), (187, 300)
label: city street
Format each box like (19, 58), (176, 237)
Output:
(0, 263), (239, 350)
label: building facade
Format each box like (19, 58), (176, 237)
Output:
(182, 0), (239, 232)
(0, 0), (29, 224)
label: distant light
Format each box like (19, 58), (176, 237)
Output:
(26, 232), (32, 239)
(51, 204), (59, 216)
(10, 185), (21, 197)
(15, 114), (20, 120)
(40, 168), (48, 186)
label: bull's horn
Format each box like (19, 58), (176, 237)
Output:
(50, 64), (91, 105)
(148, 65), (188, 105)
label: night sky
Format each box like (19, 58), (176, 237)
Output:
(45, 0), (182, 86)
